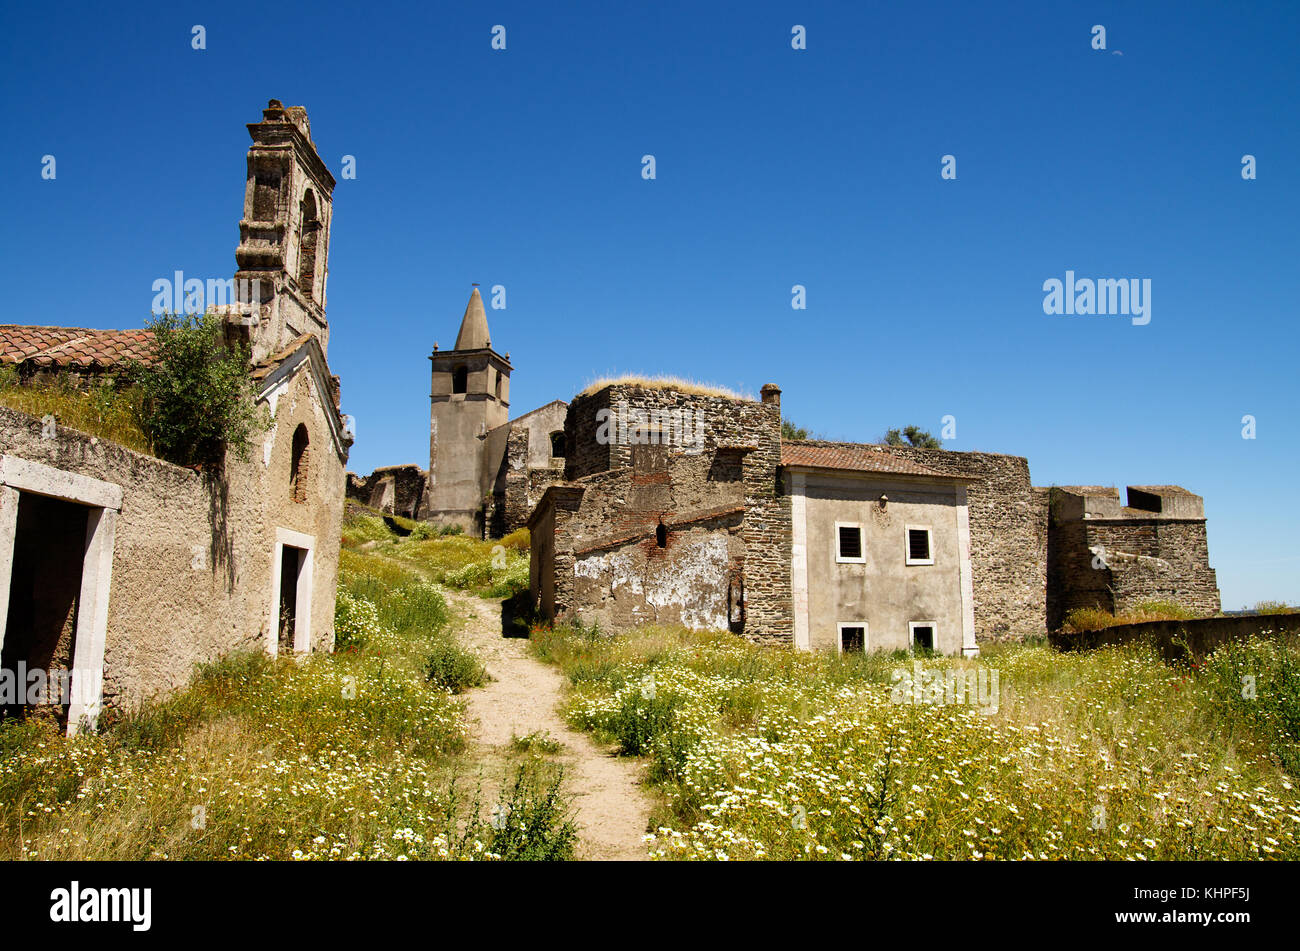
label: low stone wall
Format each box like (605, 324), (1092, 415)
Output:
(1050, 613), (1300, 662)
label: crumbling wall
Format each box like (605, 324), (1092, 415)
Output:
(346, 464), (427, 519)
(1047, 487), (1220, 628)
(541, 383), (788, 641)
(0, 359), (346, 714)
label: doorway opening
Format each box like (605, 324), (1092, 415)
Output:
(0, 456), (122, 735)
(278, 545), (304, 655)
(269, 528), (315, 657)
(1, 494), (88, 726)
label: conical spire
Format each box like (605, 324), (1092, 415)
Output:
(453, 285), (491, 350)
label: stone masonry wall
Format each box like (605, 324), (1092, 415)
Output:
(346, 464), (427, 519)
(1046, 489), (1220, 628)
(557, 384), (790, 641)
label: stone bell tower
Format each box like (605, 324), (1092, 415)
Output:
(229, 99), (336, 363)
(425, 286), (512, 533)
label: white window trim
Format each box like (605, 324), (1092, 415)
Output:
(909, 620), (938, 651)
(0, 455), (122, 736)
(905, 524), (934, 566)
(268, 527), (315, 658)
(837, 622), (868, 654)
(834, 521), (866, 564)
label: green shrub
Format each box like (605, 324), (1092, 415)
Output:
(483, 558), (530, 600)
(607, 687), (681, 757)
(1129, 600), (1198, 622)
(445, 561), (494, 590)
(124, 311), (263, 467)
(500, 528), (530, 550)
(510, 731), (562, 755)
(1254, 601), (1296, 615)
(478, 763), (577, 860)
(1063, 601), (1198, 633)
(425, 640), (488, 693)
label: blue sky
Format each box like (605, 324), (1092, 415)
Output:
(1, 1), (1297, 608)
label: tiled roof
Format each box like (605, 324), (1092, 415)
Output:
(0, 325), (156, 370)
(781, 441), (953, 478)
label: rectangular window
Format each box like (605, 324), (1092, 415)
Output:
(905, 525), (934, 565)
(909, 621), (936, 652)
(835, 522), (864, 563)
(838, 623), (867, 654)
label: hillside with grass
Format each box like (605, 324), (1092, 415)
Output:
(4, 506), (1297, 862)
(0, 509), (570, 861)
(532, 622), (1300, 860)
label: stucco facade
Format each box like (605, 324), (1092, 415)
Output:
(0, 338), (347, 728)
(0, 100), (349, 732)
(787, 465), (976, 656)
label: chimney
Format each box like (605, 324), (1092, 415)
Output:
(760, 383), (781, 408)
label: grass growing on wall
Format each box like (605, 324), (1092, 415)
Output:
(1062, 600), (1202, 633)
(0, 523), (573, 861)
(531, 622), (1300, 860)
(0, 368), (153, 454)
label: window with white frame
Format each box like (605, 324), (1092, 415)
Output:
(905, 525), (934, 565)
(835, 522), (865, 563)
(838, 623), (867, 654)
(909, 621), (936, 652)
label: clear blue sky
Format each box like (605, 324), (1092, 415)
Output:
(2, 1), (1297, 609)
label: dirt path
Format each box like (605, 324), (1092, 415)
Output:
(442, 589), (651, 860)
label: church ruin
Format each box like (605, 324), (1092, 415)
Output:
(0, 100), (350, 731)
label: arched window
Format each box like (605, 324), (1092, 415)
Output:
(550, 431), (566, 458)
(290, 424), (310, 503)
(452, 366), (468, 394)
(655, 520), (667, 548)
(494, 371), (502, 400)
(298, 190), (320, 300)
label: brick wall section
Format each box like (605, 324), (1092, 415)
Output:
(805, 443), (1048, 641)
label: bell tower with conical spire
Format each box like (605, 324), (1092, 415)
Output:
(425, 286), (513, 533)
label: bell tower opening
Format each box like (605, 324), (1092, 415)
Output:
(231, 99), (337, 363)
(298, 190), (319, 301)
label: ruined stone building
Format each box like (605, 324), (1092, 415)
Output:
(0, 100), (349, 732)
(522, 380), (1220, 655)
(349, 292), (1220, 654)
(348, 286), (568, 536)
(1045, 485), (1220, 631)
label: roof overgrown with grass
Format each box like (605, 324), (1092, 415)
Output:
(577, 374), (753, 401)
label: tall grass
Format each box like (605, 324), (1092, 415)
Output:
(0, 369), (152, 453)
(532, 622), (1300, 860)
(0, 527), (570, 860)
(1062, 600), (1201, 633)
(341, 509), (529, 599)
